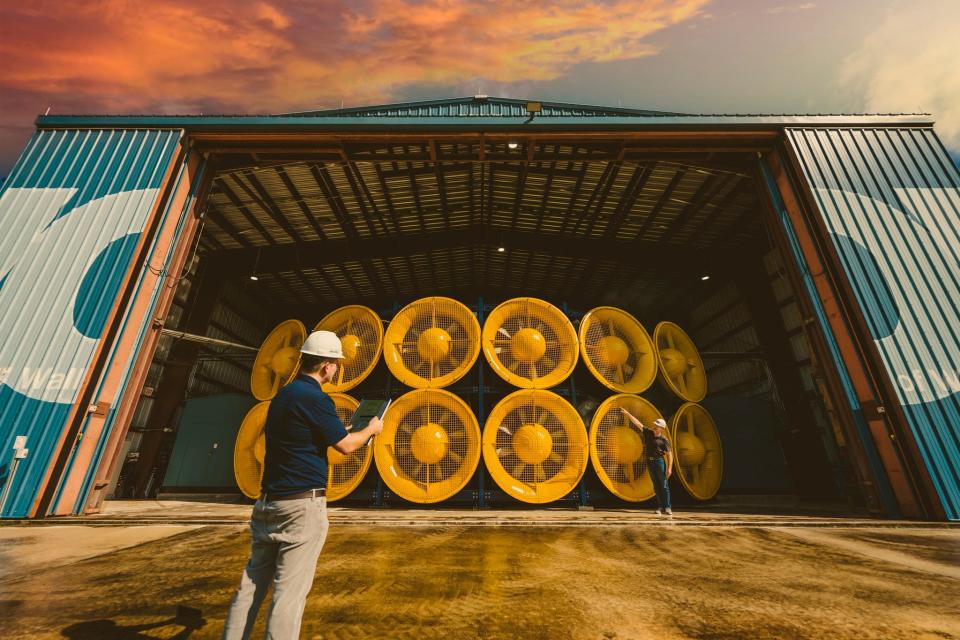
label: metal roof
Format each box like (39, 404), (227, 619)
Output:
(281, 96), (685, 118)
(35, 96), (935, 129)
(201, 142), (761, 314)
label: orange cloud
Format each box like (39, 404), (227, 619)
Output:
(0, 0), (708, 113)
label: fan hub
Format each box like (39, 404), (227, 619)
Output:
(270, 346), (300, 377)
(511, 328), (547, 364)
(597, 335), (630, 367)
(677, 431), (706, 466)
(417, 327), (452, 363)
(341, 334), (362, 363)
(513, 423), (553, 464)
(605, 426), (643, 464)
(661, 348), (689, 377)
(410, 422), (450, 464)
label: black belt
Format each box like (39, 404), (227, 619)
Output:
(647, 457), (664, 461)
(262, 488), (325, 502)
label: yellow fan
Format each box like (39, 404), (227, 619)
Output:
(670, 403), (723, 500)
(579, 307), (657, 393)
(483, 389), (588, 504)
(234, 401), (270, 499)
(250, 319), (306, 401)
(653, 321), (707, 402)
(327, 393), (373, 501)
(482, 297), (579, 389)
(383, 297), (481, 388)
(589, 394), (666, 502)
(314, 305), (384, 392)
(374, 388), (481, 503)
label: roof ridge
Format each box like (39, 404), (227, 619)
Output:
(278, 96), (686, 118)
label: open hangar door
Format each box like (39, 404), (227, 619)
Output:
(101, 123), (896, 516)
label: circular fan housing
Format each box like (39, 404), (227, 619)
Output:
(654, 321), (707, 402)
(670, 403), (723, 500)
(589, 394), (666, 502)
(579, 307), (657, 393)
(314, 305), (384, 392)
(234, 401), (270, 499)
(251, 319), (306, 401)
(483, 389), (588, 504)
(326, 393), (373, 501)
(374, 389), (481, 503)
(383, 297), (481, 388)
(482, 298), (579, 389)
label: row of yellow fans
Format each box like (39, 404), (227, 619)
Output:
(234, 389), (723, 505)
(251, 298), (707, 403)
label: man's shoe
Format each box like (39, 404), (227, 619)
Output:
(664, 508), (673, 516)
(654, 509), (663, 515)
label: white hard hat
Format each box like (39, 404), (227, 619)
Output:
(653, 418), (667, 429)
(301, 330), (344, 359)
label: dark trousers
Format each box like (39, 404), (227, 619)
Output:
(649, 458), (672, 510)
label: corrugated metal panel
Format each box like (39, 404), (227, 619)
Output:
(0, 129), (182, 517)
(64, 153), (208, 512)
(38, 112), (933, 129)
(787, 127), (960, 520)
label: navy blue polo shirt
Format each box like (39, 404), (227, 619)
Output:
(643, 429), (671, 460)
(261, 374), (349, 496)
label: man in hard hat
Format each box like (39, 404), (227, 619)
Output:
(620, 408), (673, 516)
(223, 330), (383, 639)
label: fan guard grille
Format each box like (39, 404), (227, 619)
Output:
(327, 393), (372, 501)
(654, 321), (707, 402)
(482, 297), (579, 389)
(250, 319), (306, 401)
(374, 388), (481, 503)
(384, 297), (481, 388)
(670, 402), (723, 501)
(589, 394), (667, 502)
(233, 401), (271, 499)
(580, 306), (656, 393)
(315, 305), (384, 392)
(483, 389), (588, 503)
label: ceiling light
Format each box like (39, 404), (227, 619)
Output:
(507, 142), (519, 149)
(249, 275), (259, 281)
(497, 246), (506, 253)
(700, 275), (710, 281)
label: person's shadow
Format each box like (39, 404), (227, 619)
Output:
(61, 605), (205, 639)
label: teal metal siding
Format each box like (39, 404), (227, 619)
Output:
(0, 129), (182, 518)
(55, 154), (209, 514)
(787, 128), (960, 520)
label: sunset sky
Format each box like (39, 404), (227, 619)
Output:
(1, 0), (958, 174)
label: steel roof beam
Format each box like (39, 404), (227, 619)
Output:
(216, 177), (279, 245)
(210, 225), (742, 277)
(659, 174), (729, 244)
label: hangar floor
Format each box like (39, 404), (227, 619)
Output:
(20, 497), (887, 525)
(2, 518), (957, 639)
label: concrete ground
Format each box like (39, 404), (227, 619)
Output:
(1, 504), (958, 639)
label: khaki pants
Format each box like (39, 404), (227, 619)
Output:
(222, 495), (329, 639)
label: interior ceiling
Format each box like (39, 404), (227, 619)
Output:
(199, 139), (765, 318)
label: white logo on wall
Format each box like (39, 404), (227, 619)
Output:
(0, 187), (158, 403)
(817, 187), (960, 404)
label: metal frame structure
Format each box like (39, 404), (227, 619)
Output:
(2, 97), (956, 520)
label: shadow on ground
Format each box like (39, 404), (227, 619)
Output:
(61, 606), (205, 639)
